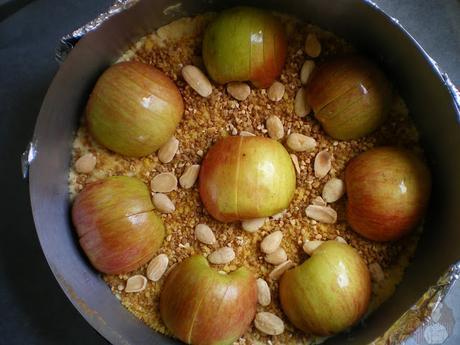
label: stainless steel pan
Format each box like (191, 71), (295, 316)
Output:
(28, 0), (460, 343)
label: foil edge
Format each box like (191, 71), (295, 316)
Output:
(55, 0), (140, 63)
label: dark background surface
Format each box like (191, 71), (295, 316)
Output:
(0, 1), (459, 344)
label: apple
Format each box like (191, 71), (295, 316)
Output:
(160, 255), (257, 345)
(345, 146), (431, 241)
(279, 241), (371, 336)
(199, 136), (296, 222)
(306, 55), (392, 140)
(202, 7), (287, 88)
(72, 176), (165, 274)
(86, 61), (184, 157)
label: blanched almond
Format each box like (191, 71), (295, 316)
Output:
(151, 172), (177, 193)
(267, 81), (285, 102)
(300, 60), (315, 84)
(195, 223), (216, 245)
(266, 115), (284, 140)
(153, 193), (175, 213)
(239, 131), (256, 137)
(322, 178), (345, 203)
(269, 260), (294, 280)
(303, 240), (324, 255)
(179, 164), (200, 189)
(260, 231), (283, 254)
(256, 278), (271, 306)
(254, 312), (284, 335)
(208, 247), (235, 264)
(286, 133), (316, 152)
(335, 236), (347, 244)
(125, 275), (147, 293)
(75, 153), (96, 173)
(305, 33), (321, 58)
(158, 136), (179, 163)
(294, 87), (311, 117)
(182, 65), (212, 97)
(146, 254), (169, 281)
(314, 150), (332, 178)
(265, 247), (287, 265)
(227, 82), (251, 101)
(369, 262), (385, 282)
(305, 205), (337, 224)
(311, 196), (327, 206)
(290, 154), (301, 175)
(242, 217), (266, 233)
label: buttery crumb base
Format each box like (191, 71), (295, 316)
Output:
(69, 13), (422, 345)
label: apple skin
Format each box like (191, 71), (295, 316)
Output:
(345, 146), (431, 241)
(202, 7), (287, 88)
(160, 255), (257, 345)
(279, 241), (371, 336)
(86, 61), (184, 157)
(72, 176), (165, 274)
(306, 56), (392, 140)
(199, 136), (296, 222)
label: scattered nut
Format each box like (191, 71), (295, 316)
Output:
(266, 115), (284, 140)
(239, 131), (256, 137)
(125, 275), (147, 293)
(208, 247), (235, 264)
(303, 240), (324, 255)
(254, 312), (285, 335)
(305, 33), (321, 57)
(335, 236), (347, 244)
(322, 178), (345, 203)
(271, 210), (286, 220)
(242, 217), (266, 233)
(300, 60), (315, 84)
(290, 154), (301, 175)
(146, 254), (169, 282)
(227, 82), (251, 101)
(267, 81), (285, 102)
(152, 193), (175, 213)
(294, 87), (311, 117)
(369, 262), (385, 282)
(75, 153), (96, 173)
(181, 65), (212, 97)
(179, 164), (200, 189)
(195, 223), (217, 245)
(269, 260), (295, 280)
(305, 205), (337, 224)
(158, 136), (179, 163)
(311, 196), (327, 206)
(151, 172), (177, 193)
(260, 230), (283, 254)
(286, 133), (316, 152)
(256, 278), (271, 306)
(314, 150), (332, 178)
(265, 247), (287, 265)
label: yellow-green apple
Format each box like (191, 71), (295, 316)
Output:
(202, 7), (287, 88)
(199, 136), (296, 222)
(160, 255), (257, 345)
(306, 55), (392, 140)
(345, 146), (431, 241)
(279, 241), (371, 336)
(86, 61), (184, 157)
(72, 176), (165, 274)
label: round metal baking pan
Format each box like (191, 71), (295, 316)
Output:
(29, 0), (460, 344)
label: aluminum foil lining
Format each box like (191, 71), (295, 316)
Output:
(55, 0), (140, 63)
(51, 0), (460, 343)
